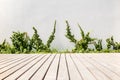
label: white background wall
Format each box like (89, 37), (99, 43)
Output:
(0, 0), (120, 50)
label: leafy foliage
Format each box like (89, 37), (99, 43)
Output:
(1, 21), (120, 53)
(31, 27), (46, 52)
(47, 20), (56, 48)
(8, 21), (57, 53)
(106, 36), (120, 50)
(65, 21), (95, 52)
(65, 21), (77, 43)
(94, 39), (103, 51)
(0, 39), (6, 53)
(10, 32), (30, 53)
(0, 39), (15, 53)
(76, 24), (95, 51)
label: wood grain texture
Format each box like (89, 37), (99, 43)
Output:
(0, 53), (119, 80)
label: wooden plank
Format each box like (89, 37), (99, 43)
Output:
(0, 55), (33, 69)
(4, 54), (47, 80)
(29, 54), (56, 80)
(0, 55), (36, 74)
(82, 54), (120, 80)
(0, 54), (120, 80)
(0, 55), (40, 80)
(65, 54), (83, 80)
(86, 54), (120, 76)
(57, 54), (69, 80)
(16, 54), (51, 80)
(43, 54), (60, 80)
(76, 54), (111, 80)
(0, 54), (37, 65)
(70, 54), (96, 80)
(0, 54), (26, 65)
(0, 54), (20, 63)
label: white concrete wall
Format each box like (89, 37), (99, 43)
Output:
(0, 0), (120, 50)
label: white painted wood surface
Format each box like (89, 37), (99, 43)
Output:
(0, 53), (120, 80)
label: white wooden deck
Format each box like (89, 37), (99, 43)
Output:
(0, 53), (120, 80)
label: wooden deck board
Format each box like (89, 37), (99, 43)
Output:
(4, 54), (45, 80)
(81, 54), (120, 80)
(17, 54), (50, 80)
(57, 54), (69, 80)
(76, 54), (113, 80)
(44, 54), (60, 80)
(66, 54), (83, 80)
(0, 53), (120, 80)
(30, 54), (56, 80)
(70, 54), (96, 80)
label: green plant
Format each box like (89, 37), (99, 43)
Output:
(0, 39), (6, 53)
(65, 21), (77, 43)
(1, 21), (120, 53)
(10, 31), (30, 53)
(65, 21), (95, 52)
(31, 27), (46, 52)
(106, 36), (120, 50)
(47, 20), (56, 48)
(0, 39), (15, 53)
(94, 39), (103, 51)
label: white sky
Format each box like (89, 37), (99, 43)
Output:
(0, 0), (120, 50)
